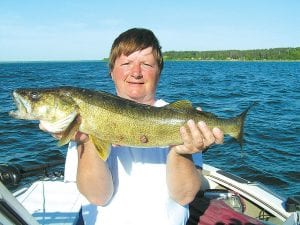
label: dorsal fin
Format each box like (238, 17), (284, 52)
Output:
(166, 100), (193, 110)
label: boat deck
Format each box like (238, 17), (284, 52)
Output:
(15, 179), (82, 225)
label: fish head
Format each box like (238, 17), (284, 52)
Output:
(9, 88), (78, 122)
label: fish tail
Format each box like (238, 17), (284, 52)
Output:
(231, 103), (256, 147)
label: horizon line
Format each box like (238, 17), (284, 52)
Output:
(1, 46), (299, 63)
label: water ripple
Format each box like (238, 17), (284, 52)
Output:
(1, 61), (299, 196)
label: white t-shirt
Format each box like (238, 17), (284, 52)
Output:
(64, 99), (203, 225)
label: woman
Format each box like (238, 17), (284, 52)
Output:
(41, 28), (224, 225)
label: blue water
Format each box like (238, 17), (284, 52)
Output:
(0, 61), (299, 197)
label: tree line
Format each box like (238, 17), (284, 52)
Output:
(163, 47), (300, 61)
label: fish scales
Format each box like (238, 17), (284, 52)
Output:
(65, 87), (184, 146)
(65, 88), (181, 146)
(9, 86), (252, 160)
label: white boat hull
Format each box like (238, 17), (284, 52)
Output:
(1, 163), (299, 225)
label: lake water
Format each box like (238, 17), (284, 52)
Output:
(0, 61), (299, 197)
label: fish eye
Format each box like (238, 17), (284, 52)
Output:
(30, 91), (40, 101)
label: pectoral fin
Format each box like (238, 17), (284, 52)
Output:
(58, 116), (81, 146)
(89, 135), (111, 161)
(41, 111), (78, 133)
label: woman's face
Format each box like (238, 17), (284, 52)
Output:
(111, 47), (160, 105)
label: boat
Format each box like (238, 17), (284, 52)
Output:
(0, 162), (299, 225)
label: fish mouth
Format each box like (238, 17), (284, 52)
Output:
(9, 91), (32, 119)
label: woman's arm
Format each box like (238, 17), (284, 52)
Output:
(166, 120), (224, 205)
(76, 137), (114, 206)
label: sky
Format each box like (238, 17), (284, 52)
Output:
(1, 0), (299, 61)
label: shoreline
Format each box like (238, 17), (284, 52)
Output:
(163, 59), (300, 62)
(1, 59), (300, 64)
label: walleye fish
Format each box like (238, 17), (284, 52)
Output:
(9, 86), (252, 161)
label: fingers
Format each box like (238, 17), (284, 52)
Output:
(176, 120), (224, 155)
(198, 121), (216, 147)
(187, 120), (206, 149)
(74, 131), (89, 144)
(39, 122), (46, 131)
(179, 122), (198, 149)
(184, 120), (215, 149)
(213, 127), (224, 144)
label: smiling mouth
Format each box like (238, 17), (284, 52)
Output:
(127, 81), (144, 85)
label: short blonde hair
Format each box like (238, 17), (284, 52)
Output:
(109, 28), (164, 73)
